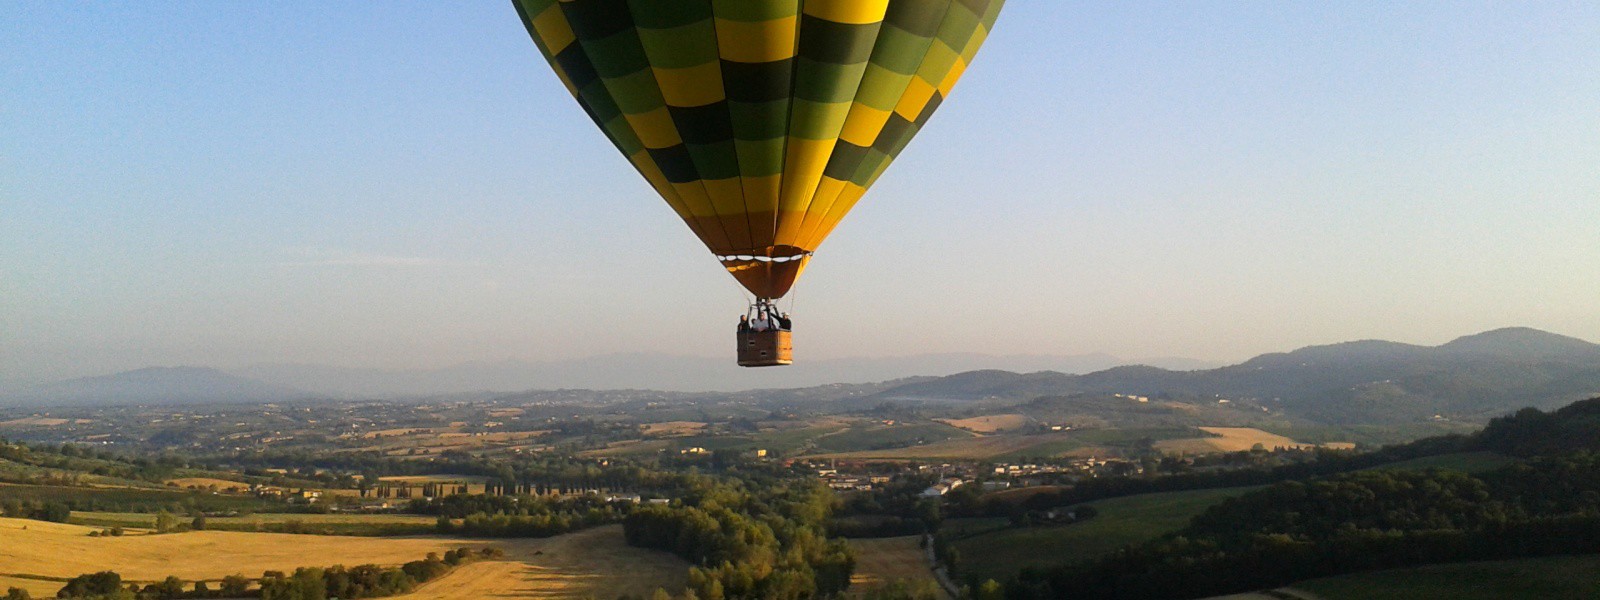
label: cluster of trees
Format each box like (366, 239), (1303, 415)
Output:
(50, 547), (504, 600)
(624, 475), (855, 599)
(436, 506), (620, 537)
(0, 498), (70, 523)
(413, 490), (634, 537)
(1001, 451), (1600, 599)
(214, 450), (678, 498)
(260, 547), (497, 600)
(0, 439), (188, 486)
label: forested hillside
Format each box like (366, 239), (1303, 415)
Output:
(997, 396), (1600, 599)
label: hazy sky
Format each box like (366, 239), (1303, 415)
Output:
(4, 2), (1599, 384)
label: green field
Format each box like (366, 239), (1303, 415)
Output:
(1364, 451), (1516, 473)
(953, 486), (1258, 583)
(0, 483), (283, 513)
(1065, 427), (1199, 447)
(1293, 554), (1600, 600)
(69, 511), (439, 536)
(812, 422), (973, 453)
(1256, 421), (1481, 447)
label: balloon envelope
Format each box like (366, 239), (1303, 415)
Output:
(514, 0), (1004, 298)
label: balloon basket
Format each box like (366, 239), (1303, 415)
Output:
(737, 330), (793, 367)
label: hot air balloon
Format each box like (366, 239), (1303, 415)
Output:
(513, 0), (1004, 366)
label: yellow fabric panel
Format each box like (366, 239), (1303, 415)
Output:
(778, 137), (837, 214)
(672, 181), (718, 217)
(838, 102), (893, 147)
(714, 16), (798, 63)
(894, 76), (937, 120)
(653, 62), (726, 107)
(961, 22), (992, 63)
(799, 182), (867, 249)
(794, 176), (848, 245)
(531, 4), (576, 54)
(740, 174), (782, 213)
(938, 56), (968, 97)
(623, 106), (683, 149)
(802, 0), (890, 25)
(702, 177), (746, 216)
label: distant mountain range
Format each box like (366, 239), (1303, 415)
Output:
(3, 366), (310, 406)
(865, 328), (1600, 424)
(5, 328), (1598, 424)
(231, 352), (1221, 398)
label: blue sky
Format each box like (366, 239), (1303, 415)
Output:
(4, 1), (1598, 383)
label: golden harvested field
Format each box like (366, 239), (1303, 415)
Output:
(395, 526), (687, 600)
(0, 518), (685, 598)
(0, 417), (72, 427)
(73, 511), (438, 527)
(847, 536), (943, 596)
(164, 477), (251, 492)
(1155, 427), (1325, 454)
(937, 414), (1030, 433)
(641, 421), (708, 436)
(0, 574), (60, 598)
(812, 433), (1076, 460)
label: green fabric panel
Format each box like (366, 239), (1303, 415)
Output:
(710, 0), (798, 22)
(851, 148), (892, 187)
(636, 20), (720, 69)
(792, 58), (871, 104)
(932, 1), (982, 55)
(601, 115), (645, 156)
(729, 99), (790, 141)
(982, 0), (1005, 28)
(685, 141), (742, 180)
(797, 18), (881, 65)
(865, 23), (936, 75)
(627, 0), (711, 29)
(735, 138), (786, 177)
(852, 64), (915, 109)
(603, 68), (667, 115)
(517, 0), (556, 16)
(577, 80), (622, 123)
(884, 0), (951, 38)
(581, 30), (653, 79)
(787, 98), (853, 140)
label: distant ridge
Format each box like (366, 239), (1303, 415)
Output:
(867, 327), (1600, 424)
(233, 352), (1222, 398)
(4, 366), (310, 406)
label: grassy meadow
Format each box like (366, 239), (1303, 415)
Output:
(952, 486), (1259, 583)
(1292, 554), (1600, 600)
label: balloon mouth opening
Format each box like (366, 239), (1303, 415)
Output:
(718, 254), (809, 263)
(716, 248), (812, 264)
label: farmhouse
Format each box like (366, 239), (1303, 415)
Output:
(921, 477), (966, 498)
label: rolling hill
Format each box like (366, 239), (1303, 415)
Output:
(869, 328), (1600, 424)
